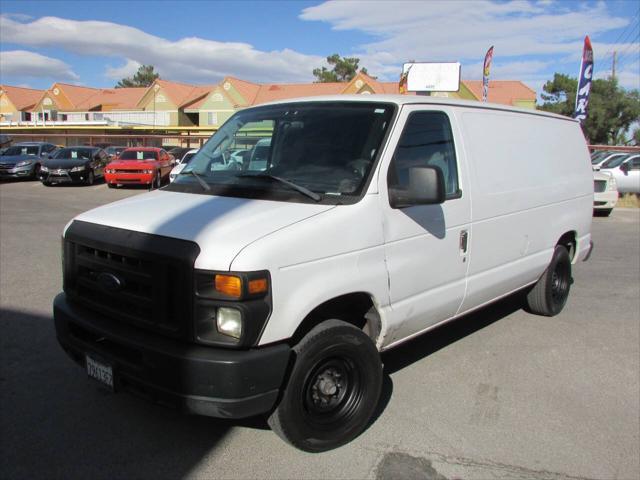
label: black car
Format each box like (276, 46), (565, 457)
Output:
(40, 147), (109, 186)
(0, 142), (58, 180)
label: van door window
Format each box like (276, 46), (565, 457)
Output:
(388, 111), (460, 198)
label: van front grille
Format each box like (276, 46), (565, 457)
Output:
(63, 221), (200, 339)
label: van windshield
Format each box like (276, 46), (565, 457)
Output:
(167, 102), (395, 204)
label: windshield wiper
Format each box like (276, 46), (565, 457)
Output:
(237, 173), (321, 202)
(179, 170), (210, 191)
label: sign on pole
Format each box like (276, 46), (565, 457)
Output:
(574, 36), (593, 123)
(482, 46), (494, 102)
(401, 62), (461, 92)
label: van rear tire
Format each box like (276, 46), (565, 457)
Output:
(267, 319), (382, 452)
(526, 245), (572, 316)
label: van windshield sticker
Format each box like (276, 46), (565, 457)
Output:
(374, 109), (385, 114)
(21, 148), (27, 154)
(137, 151), (144, 160)
(71, 151), (78, 159)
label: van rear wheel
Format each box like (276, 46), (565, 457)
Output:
(267, 320), (382, 452)
(526, 245), (572, 316)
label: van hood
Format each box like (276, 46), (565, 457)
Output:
(71, 190), (335, 270)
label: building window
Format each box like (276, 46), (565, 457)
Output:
(208, 112), (218, 125)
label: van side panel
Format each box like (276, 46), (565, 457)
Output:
(230, 195), (390, 347)
(458, 110), (592, 313)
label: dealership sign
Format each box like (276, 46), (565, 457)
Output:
(401, 62), (461, 92)
(574, 36), (593, 123)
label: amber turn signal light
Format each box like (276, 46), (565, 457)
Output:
(248, 278), (268, 294)
(215, 275), (242, 297)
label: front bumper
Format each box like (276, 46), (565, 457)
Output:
(54, 293), (291, 418)
(105, 172), (154, 185)
(593, 190), (618, 209)
(42, 170), (89, 184)
(0, 165), (35, 178)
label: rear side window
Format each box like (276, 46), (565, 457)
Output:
(388, 111), (459, 197)
(630, 157), (640, 170)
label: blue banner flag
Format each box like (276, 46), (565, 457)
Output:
(574, 36), (593, 123)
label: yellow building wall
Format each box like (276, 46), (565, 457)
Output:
(0, 93), (18, 121)
(198, 88), (237, 126)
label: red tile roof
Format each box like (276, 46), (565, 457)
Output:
(77, 87), (147, 110)
(0, 85), (44, 110)
(153, 79), (214, 108)
(462, 80), (536, 105)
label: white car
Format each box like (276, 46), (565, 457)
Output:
(592, 152), (627, 170)
(169, 149), (198, 182)
(593, 170), (618, 216)
(601, 154), (640, 194)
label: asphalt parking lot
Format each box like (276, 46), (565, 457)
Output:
(1, 179), (639, 480)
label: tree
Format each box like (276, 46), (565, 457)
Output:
(539, 73), (640, 144)
(313, 54), (372, 83)
(116, 65), (160, 88)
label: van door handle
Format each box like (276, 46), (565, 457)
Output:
(460, 230), (468, 254)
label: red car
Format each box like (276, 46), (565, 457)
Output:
(105, 147), (174, 189)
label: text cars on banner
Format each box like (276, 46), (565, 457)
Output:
(574, 36), (593, 123)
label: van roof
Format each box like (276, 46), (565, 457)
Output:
(258, 94), (576, 123)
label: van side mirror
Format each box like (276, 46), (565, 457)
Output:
(620, 162), (630, 174)
(389, 166), (446, 208)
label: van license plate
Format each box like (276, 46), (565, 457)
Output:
(86, 355), (114, 390)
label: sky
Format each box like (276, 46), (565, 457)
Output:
(0, 0), (638, 97)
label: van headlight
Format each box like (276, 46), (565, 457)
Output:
(608, 177), (617, 191)
(194, 269), (271, 348)
(16, 160), (33, 167)
(70, 165), (86, 172)
(40, 165), (49, 172)
(216, 308), (243, 339)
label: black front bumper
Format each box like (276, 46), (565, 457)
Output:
(54, 293), (291, 418)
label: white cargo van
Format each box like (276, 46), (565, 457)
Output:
(54, 96), (593, 452)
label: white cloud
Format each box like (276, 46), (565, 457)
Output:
(105, 59), (141, 80)
(300, 0), (630, 88)
(0, 15), (324, 84)
(0, 50), (79, 81)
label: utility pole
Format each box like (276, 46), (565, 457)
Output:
(612, 51), (617, 80)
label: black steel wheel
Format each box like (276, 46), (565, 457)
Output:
(526, 245), (572, 316)
(267, 319), (382, 452)
(32, 164), (41, 180)
(85, 169), (95, 186)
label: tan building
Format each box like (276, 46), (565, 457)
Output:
(0, 74), (536, 137)
(0, 85), (44, 122)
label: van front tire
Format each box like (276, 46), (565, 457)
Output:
(267, 319), (382, 452)
(526, 245), (571, 316)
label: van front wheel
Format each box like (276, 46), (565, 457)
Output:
(267, 320), (382, 452)
(526, 245), (572, 316)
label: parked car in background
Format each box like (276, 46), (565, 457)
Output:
(606, 155), (640, 194)
(592, 151), (627, 170)
(40, 147), (109, 186)
(0, 142), (58, 180)
(593, 170), (618, 216)
(104, 146), (128, 161)
(104, 147), (174, 189)
(169, 149), (199, 182)
(167, 147), (192, 164)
